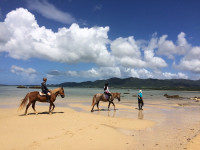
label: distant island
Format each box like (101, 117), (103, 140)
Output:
(17, 85), (41, 89)
(53, 77), (200, 91)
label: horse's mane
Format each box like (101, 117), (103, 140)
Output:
(51, 87), (62, 94)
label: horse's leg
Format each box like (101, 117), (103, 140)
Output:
(25, 101), (32, 115)
(91, 101), (99, 112)
(91, 103), (95, 112)
(51, 103), (55, 112)
(32, 101), (38, 115)
(111, 101), (116, 110)
(96, 102), (100, 111)
(108, 102), (111, 111)
(49, 102), (53, 114)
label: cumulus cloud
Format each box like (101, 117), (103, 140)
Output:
(0, 22), (11, 44)
(143, 37), (167, 69)
(0, 8), (113, 66)
(111, 36), (141, 58)
(27, 0), (75, 24)
(111, 36), (167, 69)
(157, 32), (191, 59)
(0, 8), (196, 81)
(174, 46), (200, 73)
(10, 65), (37, 81)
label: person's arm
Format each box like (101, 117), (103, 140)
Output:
(107, 87), (110, 93)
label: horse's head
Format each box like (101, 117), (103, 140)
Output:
(59, 87), (65, 98)
(52, 87), (65, 98)
(113, 92), (121, 101)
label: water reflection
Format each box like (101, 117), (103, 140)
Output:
(138, 110), (144, 120)
(108, 110), (116, 117)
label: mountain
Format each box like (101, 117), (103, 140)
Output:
(58, 77), (200, 90)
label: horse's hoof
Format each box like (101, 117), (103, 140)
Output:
(35, 113), (38, 115)
(91, 110), (94, 112)
(49, 112), (52, 115)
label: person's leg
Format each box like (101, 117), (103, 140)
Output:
(44, 91), (50, 102)
(108, 93), (112, 101)
(138, 100), (140, 109)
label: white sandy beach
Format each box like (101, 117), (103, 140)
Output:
(0, 100), (200, 150)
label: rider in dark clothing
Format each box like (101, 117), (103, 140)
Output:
(41, 78), (51, 102)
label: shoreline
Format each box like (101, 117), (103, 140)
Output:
(0, 100), (200, 149)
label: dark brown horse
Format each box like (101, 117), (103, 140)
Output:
(18, 87), (65, 115)
(91, 92), (121, 112)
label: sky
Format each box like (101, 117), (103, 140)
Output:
(1, 0), (200, 85)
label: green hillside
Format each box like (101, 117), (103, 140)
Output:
(58, 77), (200, 90)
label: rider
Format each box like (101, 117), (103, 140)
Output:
(138, 90), (144, 110)
(41, 77), (51, 102)
(104, 82), (112, 101)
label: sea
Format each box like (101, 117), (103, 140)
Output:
(0, 85), (199, 108)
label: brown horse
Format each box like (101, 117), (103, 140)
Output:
(18, 87), (65, 115)
(91, 92), (121, 112)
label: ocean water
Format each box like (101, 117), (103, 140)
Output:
(0, 86), (199, 108)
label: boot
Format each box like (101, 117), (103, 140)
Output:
(46, 95), (50, 102)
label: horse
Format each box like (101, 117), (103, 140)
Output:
(18, 87), (65, 115)
(91, 92), (121, 112)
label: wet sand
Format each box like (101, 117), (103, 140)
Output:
(0, 99), (200, 150)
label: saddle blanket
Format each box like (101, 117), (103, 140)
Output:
(104, 94), (110, 100)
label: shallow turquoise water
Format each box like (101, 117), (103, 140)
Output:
(0, 86), (199, 108)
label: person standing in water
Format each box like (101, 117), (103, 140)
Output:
(138, 90), (144, 110)
(41, 77), (51, 102)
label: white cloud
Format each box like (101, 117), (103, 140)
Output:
(111, 36), (167, 69)
(144, 37), (167, 69)
(47, 67), (121, 80)
(0, 8), (113, 66)
(176, 58), (200, 73)
(70, 67), (121, 79)
(157, 32), (191, 59)
(0, 22), (11, 44)
(10, 65), (37, 82)
(161, 72), (188, 79)
(27, 0), (75, 24)
(111, 36), (141, 58)
(0, 8), (197, 80)
(174, 46), (200, 73)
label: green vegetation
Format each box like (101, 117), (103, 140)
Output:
(58, 77), (200, 91)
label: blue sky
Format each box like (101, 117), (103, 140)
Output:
(1, 0), (200, 85)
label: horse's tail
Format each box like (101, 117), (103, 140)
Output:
(18, 93), (29, 111)
(91, 94), (96, 106)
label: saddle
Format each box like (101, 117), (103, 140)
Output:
(104, 93), (110, 100)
